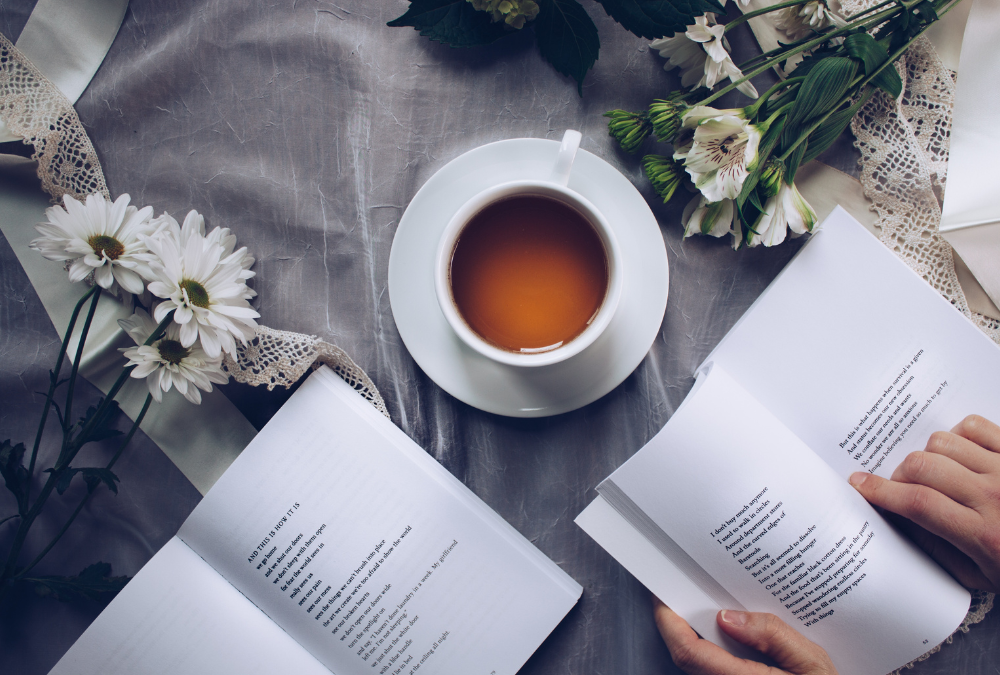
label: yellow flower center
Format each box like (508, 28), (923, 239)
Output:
(157, 339), (190, 365)
(88, 234), (125, 260)
(180, 279), (210, 308)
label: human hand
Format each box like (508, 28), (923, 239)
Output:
(653, 597), (837, 675)
(849, 414), (1000, 593)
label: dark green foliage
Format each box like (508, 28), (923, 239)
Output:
(0, 440), (29, 514)
(535, 0), (600, 94)
(25, 562), (129, 604)
(386, 0), (510, 47)
(388, 0), (716, 93)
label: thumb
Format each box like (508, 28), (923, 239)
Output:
(716, 610), (837, 674)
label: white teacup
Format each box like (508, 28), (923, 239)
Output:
(434, 130), (623, 368)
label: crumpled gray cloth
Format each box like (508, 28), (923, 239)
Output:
(1, 0), (998, 673)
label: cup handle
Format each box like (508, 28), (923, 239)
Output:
(550, 130), (582, 187)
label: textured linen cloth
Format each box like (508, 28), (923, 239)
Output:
(1, 1), (999, 673)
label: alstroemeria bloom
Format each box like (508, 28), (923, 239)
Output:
(682, 194), (734, 239)
(749, 181), (818, 247)
(677, 111), (763, 202)
(774, 0), (847, 41)
(650, 16), (758, 98)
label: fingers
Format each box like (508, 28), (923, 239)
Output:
(849, 472), (980, 551)
(716, 610), (836, 674)
(653, 598), (769, 675)
(924, 430), (1000, 475)
(889, 451), (985, 507)
(887, 514), (996, 590)
(951, 415), (1000, 455)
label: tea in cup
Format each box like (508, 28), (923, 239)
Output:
(435, 131), (622, 367)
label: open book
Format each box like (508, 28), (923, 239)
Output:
(576, 208), (1000, 675)
(52, 367), (581, 675)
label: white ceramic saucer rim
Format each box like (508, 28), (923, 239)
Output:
(387, 138), (669, 417)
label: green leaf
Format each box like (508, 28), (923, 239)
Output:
(594, 0), (723, 40)
(844, 33), (900, 98)
(800, 92), (872, 165)
(534, 0), (600, 95)
(50, 467), (121, 495)
(785, 141), (808, 183)
(81, 468), (120, 495)
(871, 65), (902, 99)
(25, 562), (129, 604)
(77, 400), (123, 444)
(844, 33), (885, 75)
(54, 468), (76, 495)
(387, 0), (511, 47)
(783, 57), (857, 149)
(748, 188), (764, 212)
(0, 440), (29, 513)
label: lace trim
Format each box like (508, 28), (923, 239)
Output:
(0, 32), (109, 200)
(840, 0), (997, 662)
(222, 326), (388, 417)
(0, 32), (387, 415)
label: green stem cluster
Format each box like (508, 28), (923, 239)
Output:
(0, 288), (173, 594)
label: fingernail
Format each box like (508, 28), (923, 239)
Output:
(720, 610), (747, 626)
(849, 472), (868, 489)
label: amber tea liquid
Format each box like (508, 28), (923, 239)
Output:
(449, 195), (609, 353)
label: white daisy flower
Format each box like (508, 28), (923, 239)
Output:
(650, 16), (759, 98)
(749, 181), (818, 247)
(119, 308), (228, 405)
(141, 210), (259, 359)
(149, 210), (257, 300)
(682, 194), (735, 239)
(29, 193), (157, 296)
(773, 0), (846, 42)
(675, 109), (764, 201)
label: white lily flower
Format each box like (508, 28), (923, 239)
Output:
(676, 110), (763, 202)
(650, 16), (759, 98)
(749, 181), (818, 247)
(119, 308), (228, 405)
(29, 193), (157, 297)
(681, 194), (735, 239)
(141, 210), (259, 358)
(773, 0), (847, 42)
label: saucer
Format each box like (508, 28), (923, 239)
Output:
(387, 138), (669, 417)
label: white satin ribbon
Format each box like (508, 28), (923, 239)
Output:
(0, 1), (257, 494)
(940, 0), (1000, 311)
(0, 0), (128, 142)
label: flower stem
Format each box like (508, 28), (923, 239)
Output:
(778, 9), (940, 163)
(724, 0), (813, 32)
(72, 312), (172, 452)
(700, 4), (900, 108)
(746, 76), (805, 119)
(1, 312), (172, 584)
(15, 393), (154, 580)
(61, 286), (103, 453)
(26, 284), (99, 487)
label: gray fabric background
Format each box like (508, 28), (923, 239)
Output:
(1, 0), (998, 673)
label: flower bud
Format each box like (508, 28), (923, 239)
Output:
(759, 159), (785, 199)
(604, 109), (652, 154)
(642, 154), (685, 203)
(648, 98), (685, 142)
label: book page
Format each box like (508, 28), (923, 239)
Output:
(599, 365), (970, 675)
(178, 367), (580, 675)
(48, 537), (331, 675)
(705, 208), (1000, 479)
